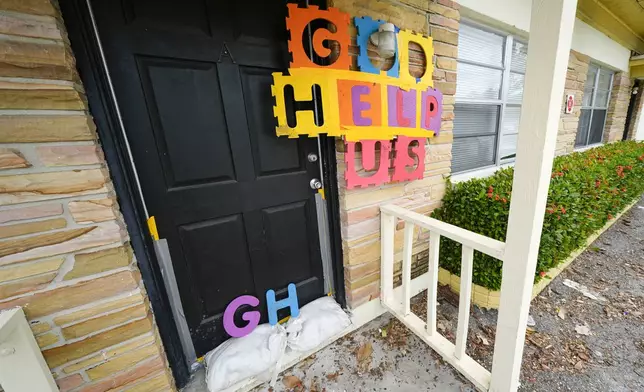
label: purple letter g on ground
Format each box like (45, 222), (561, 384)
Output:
(223, 295), (261, 338)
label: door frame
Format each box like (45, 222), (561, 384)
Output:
(58, 0), (344, 388)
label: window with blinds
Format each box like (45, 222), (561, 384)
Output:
(453, 23), (528, 174)
(575, 64), (614, 147)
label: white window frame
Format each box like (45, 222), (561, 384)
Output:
(574, 63), (614, 149)
(453, 20), (528, 177)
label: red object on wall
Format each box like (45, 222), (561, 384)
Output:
(565, 94), (575, 114)
(345, 140), (392, 189)
(392, 136), (425, 182)
(285, 4), (351, 70)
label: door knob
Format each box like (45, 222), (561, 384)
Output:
(310, 178), (322, 190)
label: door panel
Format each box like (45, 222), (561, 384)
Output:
(137, 57), (236, 187)
(240, 67), (304, 176)
(92, 0), (325, 356)
(263, 201), (315, 285)
(178, 215), (255, 319)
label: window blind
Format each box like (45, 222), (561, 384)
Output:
(453, 23), (527, 173)
(575, 64), (614, 148)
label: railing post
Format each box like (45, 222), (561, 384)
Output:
(401, 222), (414, 315)
(426, 231), (440, 336)
(490, 0), (578, 391)
(381, 211), (395, 307)
(455, 245), (473, 360)
(379, 205), (499, 390)
(0, 308), (58, 392)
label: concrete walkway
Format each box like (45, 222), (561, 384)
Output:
(182, 313), (472, 392)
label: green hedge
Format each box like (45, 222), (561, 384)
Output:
(431, 141), (644, 291)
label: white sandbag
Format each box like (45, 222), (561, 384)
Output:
(285, 296), (351, 352)
(205, 324), (286, 392)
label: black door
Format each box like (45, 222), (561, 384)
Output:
(91, 0), (325, 356)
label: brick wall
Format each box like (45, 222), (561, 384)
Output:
(328, 0), (459, 308)
(0, 1), (174, 391)
(556, 50), (590, 155)
(604, 72), (633, 143)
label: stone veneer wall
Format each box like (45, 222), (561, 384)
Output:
(604, 72), (633, 143)
(0, 1), (174, 391)
(555, 52), (634, 153)
(556, 50), (590, 155)
(327, 0), (459, 308)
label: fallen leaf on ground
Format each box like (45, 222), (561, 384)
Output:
(557, 307), (566, 320)
(282, 375), (303, 390)
(356, 342), (373, 372)
(526, 332), (551, 348)
(563, 279), (607, 302)
(309, 378), (320, 392)
(575, 325), (592, 336)
(382, 318), (409, 349)
(527, 315), (536, 327)
(476, 333), (490, 346)
(636, 340), (644, 353)
(325, 372), (339, 381)
(298, 354), (316, 370)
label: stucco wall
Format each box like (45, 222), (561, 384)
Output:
(571, 19), (630, 72)
(456, 0), (631, 72)
(0, 1), (175, 391)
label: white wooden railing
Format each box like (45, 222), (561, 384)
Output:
(380, 204), (506, 391)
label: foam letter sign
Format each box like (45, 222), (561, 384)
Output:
(392, 136), (425, 182)
(266, 283), (300, 325)
(222, 283), (301, 337)
(422, 87), (443, 134)
(388, 86), (416, 128)
(286, 4), (351, 70)
(355, 16), (400, 77)
(271, 5), (444, 188)
(338, 80), (382, 128)
(397, 29), (435, 85)
(223, 295), (261, 338)
(345, 140), (392, 189)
